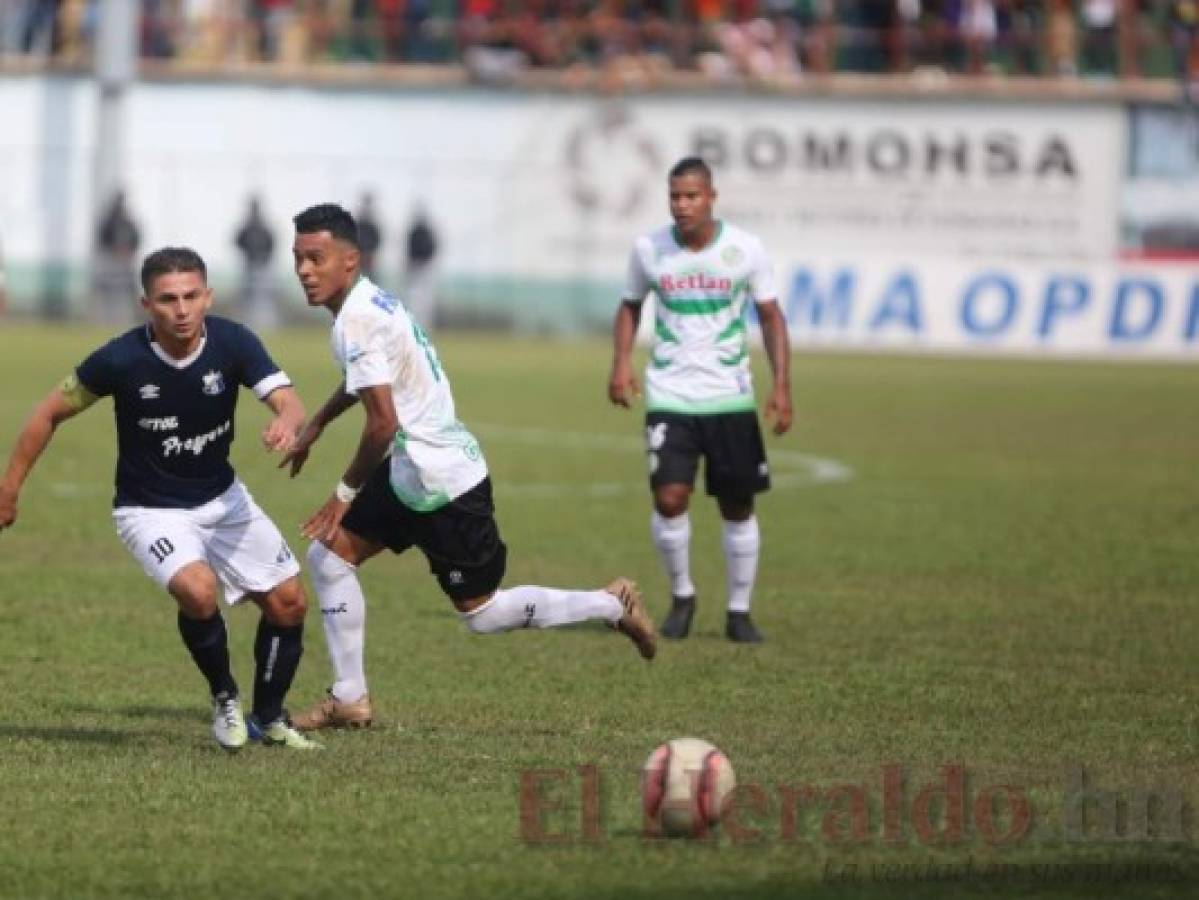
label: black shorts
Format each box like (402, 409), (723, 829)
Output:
(340, 460), (507, 602)
(645, 410), (770, 498)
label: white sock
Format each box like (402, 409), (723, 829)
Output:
(723, 516), (760, 614)
(652, 511), (695, 598)
(461, 585), (623, 634)
(306, 542), (368, 702)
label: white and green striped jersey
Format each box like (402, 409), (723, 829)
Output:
(623, 221), (778, 415)
(332, 276), (486, 512)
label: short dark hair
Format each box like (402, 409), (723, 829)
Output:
(669, 156), (713, 184)
(140, 246), (207, 294)
(293, 203), (360, 248)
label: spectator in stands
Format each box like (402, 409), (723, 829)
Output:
(1170, 0), (1199, 82)
(403, 204), (439, 330)
(94, 188), (141, 324)
(19, 0), (62, 54)
(142, 0), (177, 58)
(252, 0), (294, 61)
(356, 192), (382, 279)
(1081, 0), (1118, 76)
(1, 0), (1184, 83)
(234, 194), (278, 328)
(958, 0), (998, 74)
(1046, 0), (1078, 76)
(999, 0), (1043, 75)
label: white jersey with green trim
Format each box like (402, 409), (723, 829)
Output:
(332, 276), (487, 511)
(623, 220), (777, 415)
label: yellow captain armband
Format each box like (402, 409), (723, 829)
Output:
(59, 374), (99, 412)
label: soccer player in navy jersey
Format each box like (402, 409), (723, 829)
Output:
(0, 247), (320, 751)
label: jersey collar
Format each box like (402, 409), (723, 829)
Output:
(336, 273), (377, 320)
(147, 323), (208, 369)
(671, 220), (723, 253)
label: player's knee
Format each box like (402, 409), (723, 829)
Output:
(459, 592), (501, 634)
(265, 578), (308, 626)
(168, 563), (220, 618)
(654, 489), (690, 518)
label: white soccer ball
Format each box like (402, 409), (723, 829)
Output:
(642, 737), (737, 838)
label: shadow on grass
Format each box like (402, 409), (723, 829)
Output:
(544, 868), (1197, 900)
(0, 724), (134, 745)
(61, 703), (202, 722)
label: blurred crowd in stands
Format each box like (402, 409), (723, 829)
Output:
(2, 1), (1198, 84)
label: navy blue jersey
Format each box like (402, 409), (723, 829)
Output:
(76, 316), (291, 509)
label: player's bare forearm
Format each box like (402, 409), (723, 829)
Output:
(281, 382), (359, 475)
(756, 301), (794, 435)
(1, 388), (87, 529)
(341, 384), (398, 490)
(609, 301), (642, 407)
(300, 387), (395, 540)
(312, 381), (359, 432)
(261, 386), (306, 453)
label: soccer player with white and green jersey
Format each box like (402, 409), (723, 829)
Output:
(609, 157), (793, 643)
(283, 204), (657, 732)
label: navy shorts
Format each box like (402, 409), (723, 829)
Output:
(645, 410), (770, 498)
(341, 460), (507, 602)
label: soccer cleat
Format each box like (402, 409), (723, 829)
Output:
(660, 595), (696, 640)
(726, 611), (764, 644)
(290, 691), (374, 731)
(607, 577), (657, 661)
(212, 691), (248, 752)
(260, 718), (324, 750)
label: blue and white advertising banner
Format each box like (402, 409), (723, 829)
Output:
(779, 255), (1199, 358)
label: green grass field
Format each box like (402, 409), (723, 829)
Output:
(0, 323), (1197, 899)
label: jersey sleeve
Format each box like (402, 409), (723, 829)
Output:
(339, 309), (392, 394)
(748, 237), (778, 304)
(74, 341), (120, 398)
(232, 323), (292, 400)
(621, 239), (652, 304)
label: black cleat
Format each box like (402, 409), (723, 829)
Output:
(726, 611), (764, 644)
(660, 595), (696, 640)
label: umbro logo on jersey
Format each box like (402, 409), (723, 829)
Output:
(139, 384), (160, 400)
(201, 370), (225, 396)
(447, 570), (465, 585)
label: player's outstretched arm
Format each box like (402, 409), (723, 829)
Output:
(756, 300), (794, 436)
(260, 385), (306, 454)
(0, 378), (96, 531)
(280, 381), (359, 477)
(300, 384), (397, 542)
(608, 300), (642, 408)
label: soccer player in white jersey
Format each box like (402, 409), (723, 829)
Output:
(609, 157), (793, 643)
(0, 247), (320, 750)
(283, 204), (656, 731)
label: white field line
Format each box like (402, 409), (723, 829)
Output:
(472, 423), (854, 498)
(49, 424), (855, 501)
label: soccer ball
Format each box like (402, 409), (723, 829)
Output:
(642, 737), (737, 838)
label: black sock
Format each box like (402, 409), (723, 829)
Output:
(177, 610), (238, 699)
(251, 617), (304, 726)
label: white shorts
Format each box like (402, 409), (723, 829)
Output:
(113, 479), (300, 605)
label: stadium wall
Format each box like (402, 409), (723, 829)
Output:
(1, 74), (1196, 358)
